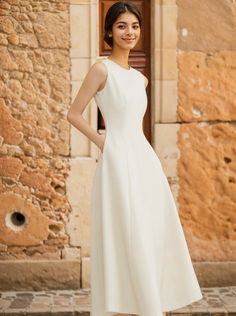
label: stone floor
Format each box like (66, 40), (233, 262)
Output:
(0, 286), (236, 315)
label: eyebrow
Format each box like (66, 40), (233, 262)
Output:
(115, 21), (139, 24)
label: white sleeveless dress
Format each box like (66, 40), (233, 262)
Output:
(90, 57), (203, 316)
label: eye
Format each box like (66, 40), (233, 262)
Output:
(118, 25), (125, 29)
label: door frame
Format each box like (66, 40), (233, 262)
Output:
(69, 0), (178, 160)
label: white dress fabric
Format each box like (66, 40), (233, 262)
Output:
(90, 57), (203, 316)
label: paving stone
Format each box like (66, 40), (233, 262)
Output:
(9, 298), (32, 310)
(74, 312), (89, 316)
(3, 309), (27, 315)
(208, 306), (228, 314)
(228, 306), (236, 311)
(221, 295), (236, 306)
(50, 306), (74, 316)
(0, 287), (235, 316)
(72, 297), (90, 306)
(30, 298), (51, 305)
(73, 307), (89, 313)
(168, 311), (193, 316)
(73, 306), (90, 316)
(26, 312), (51, 316)
(52, 298), (72, 307)
(0, 299), (11, 310)
(28, 304), (50, 310)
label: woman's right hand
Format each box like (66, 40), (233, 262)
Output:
(98, 134), (106, 153)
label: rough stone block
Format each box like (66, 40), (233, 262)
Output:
(0, 260), (81, 291)
(0, 192), (49, 246)
(177, 0), (236, 51)
(177, 123), (236, 261)
(177, 51), (236, 122)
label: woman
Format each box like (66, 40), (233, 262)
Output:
(67, 1), (203, 316)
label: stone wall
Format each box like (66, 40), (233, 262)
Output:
(0, 0), (72, 260)
(176, 0), (236, 261)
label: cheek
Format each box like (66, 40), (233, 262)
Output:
(114, 29), (125, 37)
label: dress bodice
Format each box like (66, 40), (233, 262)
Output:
(94, 57), (147, 139)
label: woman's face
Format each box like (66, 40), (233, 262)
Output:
(110, 11), (141, 50)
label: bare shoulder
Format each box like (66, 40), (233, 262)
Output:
(90, 60), (108, 77)
(90, 60), (108, 91)
(83, 60), (108, 93)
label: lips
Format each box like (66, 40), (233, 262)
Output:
(123, 38), (135, 42)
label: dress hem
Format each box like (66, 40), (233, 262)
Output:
(103, 293), (203, 315)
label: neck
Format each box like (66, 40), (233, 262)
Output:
(109, 48), (130, 66)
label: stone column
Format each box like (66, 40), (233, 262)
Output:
(152, 0), (179, 202)
(66, 0), (99, 289)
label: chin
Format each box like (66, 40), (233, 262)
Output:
(115, 41), (137, 49)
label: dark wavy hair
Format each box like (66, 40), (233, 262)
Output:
(104, 1), (142, 48)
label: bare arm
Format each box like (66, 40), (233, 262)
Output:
(67, 61), (107, 152)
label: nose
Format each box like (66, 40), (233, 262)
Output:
(126, 27), (133, 36)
